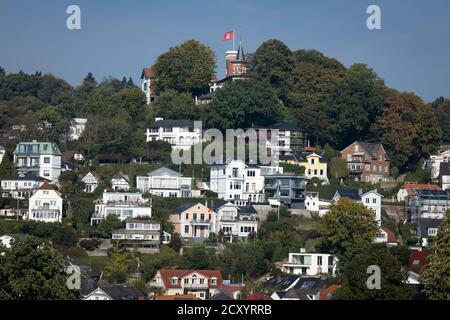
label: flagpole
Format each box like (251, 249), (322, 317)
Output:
(233, 29), (235, 51)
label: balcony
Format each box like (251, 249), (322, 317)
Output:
(191, 219), (210, 225)
(183, 282), (208, 289)
(149, 281), (164, 288)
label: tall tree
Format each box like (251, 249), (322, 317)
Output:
(320, 198), (378, 264)
(150, 90), (200, 121)
(103, 242), (131, 283)
(0, 237), (79, 300)
(324, 63), (385, 148)
(420, 210), (450, 300)
(155, 40), (216, 96)
(334, 244), (415, 300)
(0, 151), (13, 178)
(432, 97), (450, 143)
(204, 79), (283, 131)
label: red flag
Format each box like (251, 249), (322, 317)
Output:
(223, 30), (234, 41)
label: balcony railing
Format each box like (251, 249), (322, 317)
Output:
(183, 282), (208, 289)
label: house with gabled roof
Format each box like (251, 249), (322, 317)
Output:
(397, 183), (441, 202)
(341, 141), (390, 183)
(169, 202), (217, 241)
(136, 166), (195, 197)
(149, 269), (240, 300)
(141, 66), (156, 104)
(374, 227), (399, 246)
(84, 284), (144, 300)
(1, 172), (48, 199)
(111, 172), (130, 191)
(81, 171), (100, 193)
(213, 201), (258, 242)
(28, 181), (63, 223)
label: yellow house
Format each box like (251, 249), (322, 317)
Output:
(299, 153), (328, 182)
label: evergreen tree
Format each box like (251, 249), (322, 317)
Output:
(0, 152), (13, 178)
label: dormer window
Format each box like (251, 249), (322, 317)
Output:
(171, 277), (178, 285)
(210, 277), (217, 285)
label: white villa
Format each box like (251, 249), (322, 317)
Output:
(1, 172), (48, 199)
(112, 219), (161, 253)
(136, 167), (195, 198)
(214, 202), (258, 242)
(209, 159), (265, 206)
(281, 249), (338, 276)
(145, 118), (202, 150)
(111, 172), (130, 191)
(91, 192), (152, 224)
(28, 182), (63, 223)
(82, 172), (100, 193)
(13, 141), (62, 182)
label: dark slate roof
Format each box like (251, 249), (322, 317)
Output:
(440, 162), (450, 176)
(238, 205), (257, 215)
(1, 172), (47, 181)
(148, 119), (195, 128)
(418, 218), (443, 238)
(99, 284), (143, 300)
(263, 276), (300, 291)
(279, 278), (329, 300)
(172, 203), (197, 214)
(264, 121), (302, 131)
(336, 188), (361, 200)
(80, 277), (99, 296)
(357, 141), (388, 160)
(209, 289), (234, 300)
(235, 42), (246, 62)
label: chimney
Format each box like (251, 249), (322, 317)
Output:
(300, 248), (306, 253)
(155, 117), (163, 122)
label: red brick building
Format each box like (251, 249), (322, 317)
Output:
(341, 141), (390, 183)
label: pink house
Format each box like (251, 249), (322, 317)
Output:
(169, 203), (217, 241)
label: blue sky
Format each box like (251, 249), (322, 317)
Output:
(1, 0), (450, 102)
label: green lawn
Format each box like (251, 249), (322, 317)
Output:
(295, 218), (320, 231)
(74, 255), (112, 273)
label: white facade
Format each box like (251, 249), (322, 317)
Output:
(82, 172), (99, 193)
(92, 192), (152, 224)
(360, 190), (383, 226)
(215, 202), (258, 241)
(145, 118), (202, 150)
(111, 173), (130, 191)
(136, 167), (194, 197)
(210, 160), (265, 206)
(282, 250), (338, 276)
(425, 148), (450, 180)
(0, 145), (5, 165)
(305, 192), (319, 212)
(13, 141), (62, 182)
(1, 173), (47, 199)
(28, 184), (63, 223)
(68, 118), (87, 141)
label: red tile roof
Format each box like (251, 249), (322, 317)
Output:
(245, 293), (272, 300)
(158, 269), (223, 289)
(402, 183), (441, 195)
(38, 181), (55, 191)
(407, 250), (429, 272)
(319, 284), (341, 300)
(380, 227), (398, 243)
(143, 66), (156, 78)
(221, 284), (243, 295)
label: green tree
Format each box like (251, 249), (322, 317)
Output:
(169, 233), (183, 253)
(330, 157), (348, 179)
(119, 87), (147, 121)
(334, 244), (415, 300)
(324, 63), (385, 148)
(150, 91), (200, 120)
(204, 80), (283, 131)
(421, 210), (450, 300)
(103, 242), (131, 283)
(433, 97), (450, 143)
(155, 39), (216, 96)
(0, 151), (13, 178)
(0, 236), (79, 300)
(320, 198), (378, 264)
(95, 215), (124, 238)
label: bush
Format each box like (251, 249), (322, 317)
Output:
(79, 238), (103, 251)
